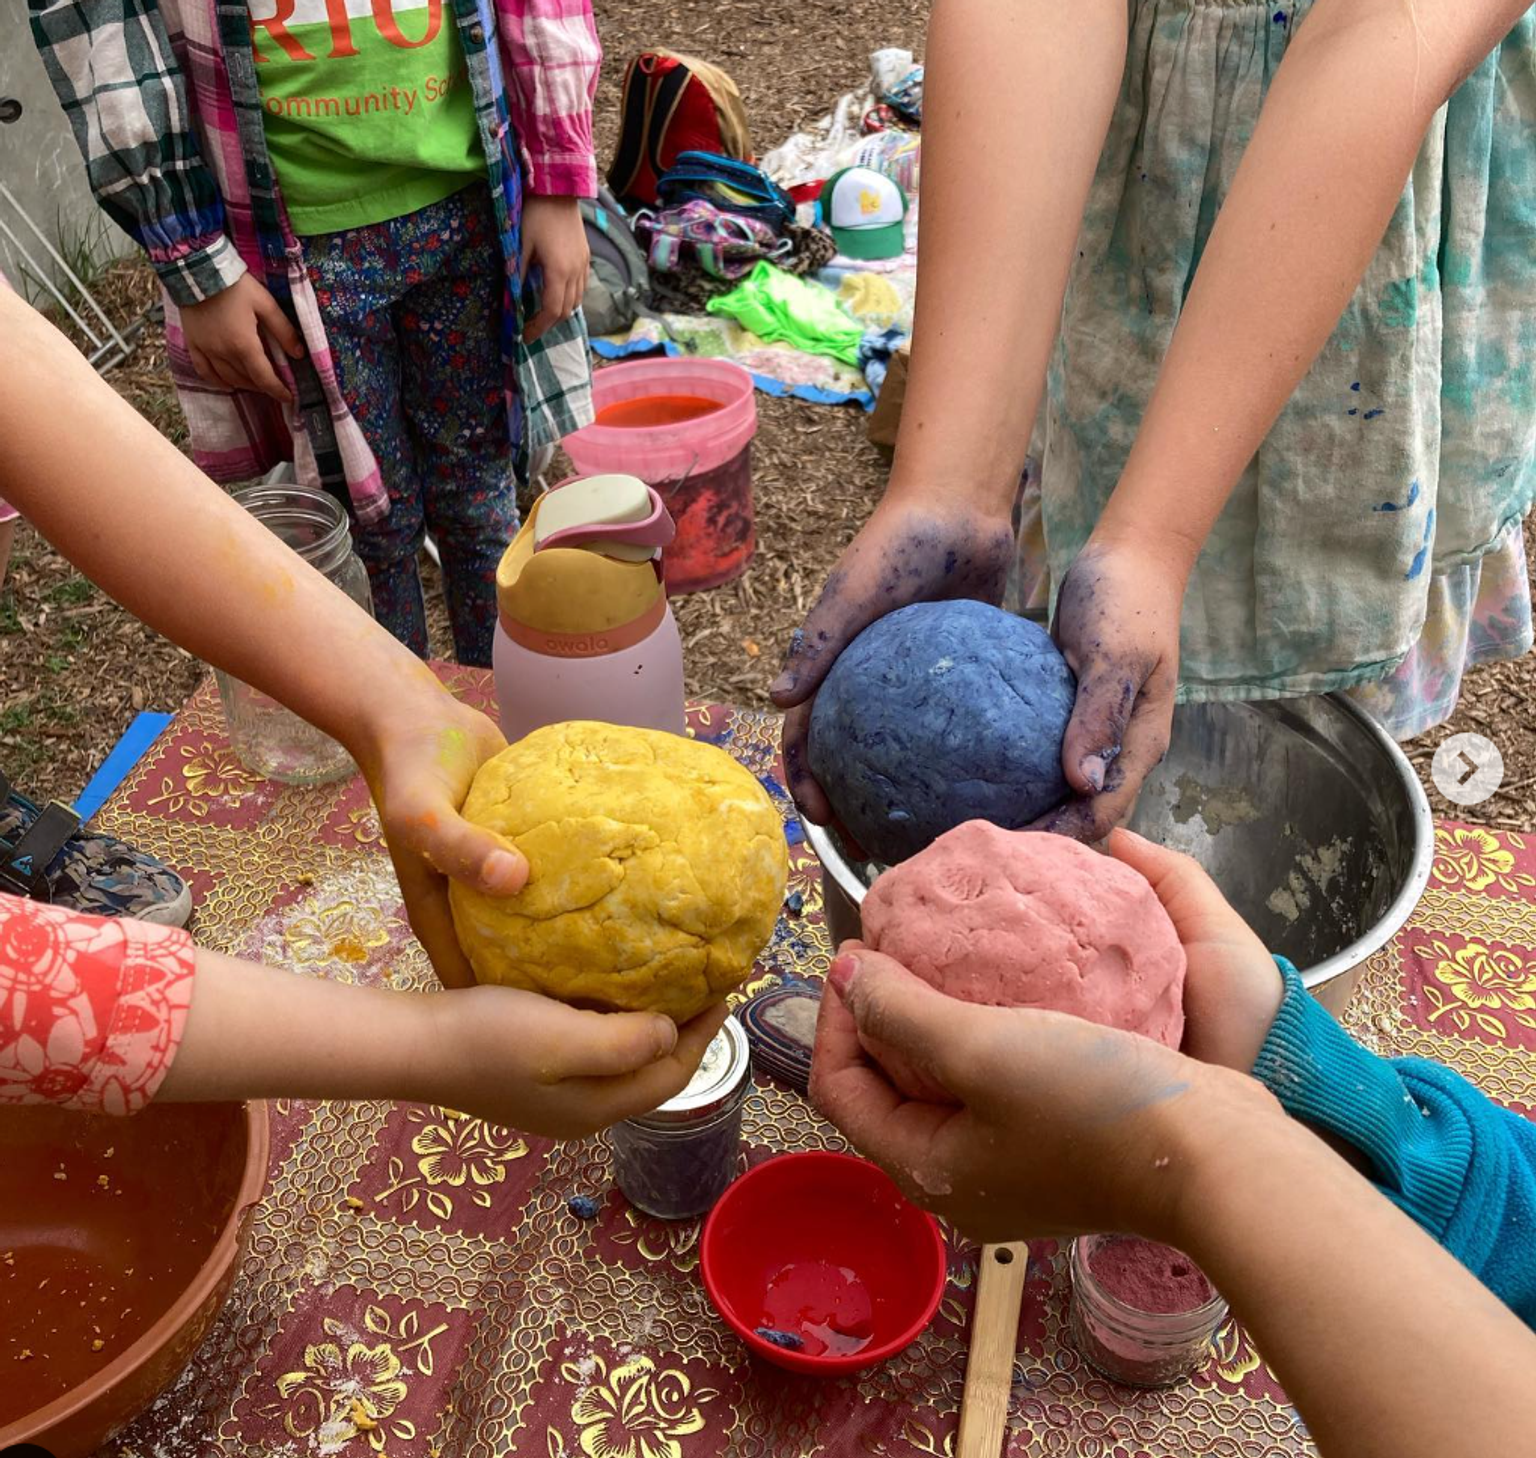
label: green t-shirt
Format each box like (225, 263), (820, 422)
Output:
(249, 0), (486, 237)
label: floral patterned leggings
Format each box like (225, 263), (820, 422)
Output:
(304, 183), (516, 668)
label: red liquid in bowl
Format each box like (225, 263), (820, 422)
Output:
(760, 1260), (875, 1358)
(701, 1151), (944, 1375)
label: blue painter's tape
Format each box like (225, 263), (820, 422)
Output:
(75, 712), (173, 821)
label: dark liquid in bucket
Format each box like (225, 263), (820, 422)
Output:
(595, 394), (724, 428)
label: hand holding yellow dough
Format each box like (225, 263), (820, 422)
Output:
(449, 722), (789, 1021)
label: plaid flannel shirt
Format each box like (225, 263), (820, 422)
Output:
(29, 0), (598, 518)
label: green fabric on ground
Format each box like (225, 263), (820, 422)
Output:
(706, 262), (864, 366)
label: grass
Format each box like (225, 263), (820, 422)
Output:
(50, 578), (94, 607)
(10, 207), (119, 317)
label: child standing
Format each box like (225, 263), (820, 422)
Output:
(774, 0), (1536, 838)
(31, 0), (599, 668)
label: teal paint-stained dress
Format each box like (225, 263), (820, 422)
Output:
(1014, 0), (1536, 738)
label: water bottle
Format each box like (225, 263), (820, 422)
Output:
(493, 474), (686, 741)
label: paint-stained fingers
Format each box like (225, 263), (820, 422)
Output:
(781, 701), (833, 824)
(1033, 686), (1172, 842)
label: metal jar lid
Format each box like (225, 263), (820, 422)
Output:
(631, 1014), (751, 1128)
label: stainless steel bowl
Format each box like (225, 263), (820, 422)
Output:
(806, 695), (1433, 1016)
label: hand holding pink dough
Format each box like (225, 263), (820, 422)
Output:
(855, 822), (1186, 1101)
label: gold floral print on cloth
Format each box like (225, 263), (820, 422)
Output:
(376, 1107), (531, 1223)
(92, 674), (1536, 1458)
(144, 738), (262, 819)
(1433, 826), (1536, 896)
(565, 1354), (713, 1458)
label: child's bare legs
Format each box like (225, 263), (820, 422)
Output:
(304, 184), (515, 666)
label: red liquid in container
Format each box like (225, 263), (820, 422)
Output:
(759, 1260), (875, 1358)
(594, 395), (724, 429)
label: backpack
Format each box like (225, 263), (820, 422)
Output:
(655, 152), (797, 236)
(579, 186), (651, 337)
(609, 51), (752, 210)
(634, 200), (791, 281)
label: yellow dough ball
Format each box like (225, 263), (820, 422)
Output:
(449, 721), (789, 1022)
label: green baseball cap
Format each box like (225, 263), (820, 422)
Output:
(822, 165), (909, 261)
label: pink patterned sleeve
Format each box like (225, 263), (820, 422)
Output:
(0, 893), (196, 1115)
(495, 0), (601, 197)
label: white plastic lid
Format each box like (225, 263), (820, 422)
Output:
(535, 475), (655, 562)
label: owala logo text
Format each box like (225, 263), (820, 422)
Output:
(544, 635), (610, 656)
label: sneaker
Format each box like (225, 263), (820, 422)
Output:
(0, 773), (192, 927)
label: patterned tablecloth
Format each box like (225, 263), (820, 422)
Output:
(93, 671), (1536, 1458)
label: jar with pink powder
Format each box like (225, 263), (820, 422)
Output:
(1069, 1234), (1229, 1387)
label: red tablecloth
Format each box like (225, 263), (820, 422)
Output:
(94, 671), (1536, 1457)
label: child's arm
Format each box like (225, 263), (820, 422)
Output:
(1112, 829), (1536, 1325)
(29, 0), (301, 400)
(0, 289), (520, 989)
(0, 892), (721, 1134)
(771, 0), (1129, 821)
(495, 0), (600, 340)
(814, 952), (1536, 1455)
(495, 0), (601, 198)
(29, 0), (244, 307)
(1254, 959), (1536, 1325)
(1049, 0), (1533, 837)
(158, 948), (723, 1136)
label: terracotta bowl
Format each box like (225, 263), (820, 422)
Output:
(0, 1099), (269, 1457)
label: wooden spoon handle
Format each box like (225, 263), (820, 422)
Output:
(957, 1242), (1029, 1458)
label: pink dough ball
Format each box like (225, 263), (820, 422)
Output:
(858, 822), (1186, 1099)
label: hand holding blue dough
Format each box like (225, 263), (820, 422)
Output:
(807, 601), (1076, 863)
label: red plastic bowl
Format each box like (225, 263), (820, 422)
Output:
(700, 1151), (945, 1375)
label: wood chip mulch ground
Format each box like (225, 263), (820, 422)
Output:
(3, 0), (1533, 835)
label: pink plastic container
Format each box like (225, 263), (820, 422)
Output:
(564, 359), (758, 593)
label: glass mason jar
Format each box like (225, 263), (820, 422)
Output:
(1069, 1234), (1229, 1388)
(610, 1016), (751, 1220)
(213, 484), (373, 785)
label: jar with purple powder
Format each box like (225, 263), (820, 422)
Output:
(1069, 1234), (1229, 1387)
(610, 1015), (751, 1220)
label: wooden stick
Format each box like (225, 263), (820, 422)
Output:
(957, 1241), (1029, 1458)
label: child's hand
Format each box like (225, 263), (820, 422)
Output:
(1106, 829), (1284, 1072)
(159, 945), (726, 1138)
(770, 499), (1016, 823)
(180, 273), (304, 403)
(521, 195), (590, 343)
(358, 688), (526, 989)
(1032, 534), (1184, 842)
(426, 990), (729, 1138)
(810, 946), (1275, 1245)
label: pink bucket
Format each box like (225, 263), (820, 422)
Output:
(564, 359), (758, 594)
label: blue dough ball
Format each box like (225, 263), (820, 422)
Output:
(808, 601), (1076, 863)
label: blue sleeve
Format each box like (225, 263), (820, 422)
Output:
(1252, 958), (1536, 1327)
